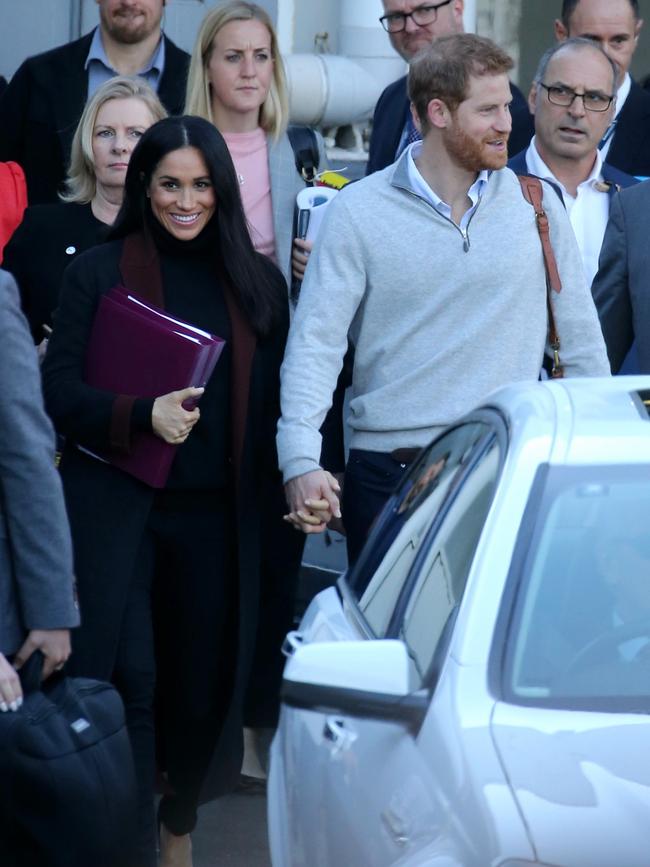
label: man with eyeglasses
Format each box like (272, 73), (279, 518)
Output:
(509, 38), (636, 289)
(278, 34), (609, 566)
(366, 0), (534, 175)
(555, 0), (650, 179)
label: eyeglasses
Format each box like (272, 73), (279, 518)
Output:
(539, 83), (614, 112)
(379, 0), (453, 34)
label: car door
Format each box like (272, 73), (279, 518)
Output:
(272, 416), (505, 867)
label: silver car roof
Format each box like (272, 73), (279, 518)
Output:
(482, 376), (650, 466)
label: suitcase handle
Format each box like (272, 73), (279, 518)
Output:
(17, 649), (45, 694)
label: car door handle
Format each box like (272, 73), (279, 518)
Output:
(380, 808), (410, 847)
(281, 630), (304, 658)
(323, 717), (357, 755)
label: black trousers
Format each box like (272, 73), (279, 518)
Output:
(109, 491), (235, 865)
(151, 493), (236, 837)
(342, 449), (412, 566)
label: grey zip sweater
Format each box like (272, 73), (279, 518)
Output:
(277, 153), (610, 483)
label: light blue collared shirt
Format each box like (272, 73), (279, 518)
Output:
(85, 26), (165, 97)
(406, 140), (489, 232)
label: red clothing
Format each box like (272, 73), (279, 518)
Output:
(0, 162), (27, 264)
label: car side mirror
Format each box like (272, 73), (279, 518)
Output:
(281, 639), (429, 732)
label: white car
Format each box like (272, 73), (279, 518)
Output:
(269, 377), (650, 867)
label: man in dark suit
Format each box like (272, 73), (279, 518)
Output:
(366, 0), (534, 175)
(592, 179), (650, 372)
(0, 269), (78, 712)
(0, 0), (189, 204)
(555, 0), (650, 179)
(508, 38), (636, 289)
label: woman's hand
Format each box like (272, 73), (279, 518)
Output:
(283, 469), (342, 534)
(0, 653), (22, 712)
(291, 238), (313, 281)
(152, 386), (204, 445)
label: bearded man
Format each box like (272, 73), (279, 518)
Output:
(0, 0), (189, 204)
(277, 33), (610, 565)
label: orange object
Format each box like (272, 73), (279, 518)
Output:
(0, 161), (27, 264)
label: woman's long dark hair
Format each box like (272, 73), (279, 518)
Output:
(110, 115), (282, 335)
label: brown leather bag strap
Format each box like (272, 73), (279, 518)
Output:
(517, 175), (564, 379)
(518, 175), (562, 293)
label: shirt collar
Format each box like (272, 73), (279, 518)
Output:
(614, 72), (631, 120)
(84, 25), (165, 75)
(406, 140), (489, 209)
(525, 135), (604, 196)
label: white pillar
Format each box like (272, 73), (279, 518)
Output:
(463, 0), (478, 33)
(276, 0), (295, 56)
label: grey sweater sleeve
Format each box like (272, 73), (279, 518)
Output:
(277, 194), (365, 482)
(0, 270), (79, 633)
(541, 182), (611, 377)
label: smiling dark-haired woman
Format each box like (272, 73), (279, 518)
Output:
(42, 115), (288, 867)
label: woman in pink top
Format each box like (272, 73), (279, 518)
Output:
(185, 1), (325, 285)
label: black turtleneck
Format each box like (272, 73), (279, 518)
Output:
(148, 216), (232, 491)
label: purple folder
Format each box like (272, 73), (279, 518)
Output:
(83, 286), (225, 488)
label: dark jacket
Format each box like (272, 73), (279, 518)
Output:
(3, 202), (107, 340)
(592, 180), (650, 373)
(366, 73), (535, 176)
(606, 80), (650, 179)
(0, 30), (190, 204)
(41, 234), (288, 795)
(0, 270), (78, 655)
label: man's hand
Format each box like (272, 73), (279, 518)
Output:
(291, 238), (313, 281)
(0, 653), (22, 712)
(14, 629), (71, 680)
(284, 469), (341, 534)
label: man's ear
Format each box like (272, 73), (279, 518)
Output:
(410, 103), (422, 134)
(554, 18), (569, 42)
(426, 98), (450, 130)
(528, 83), (538, 116)
(452, 0), (465, 31)
(634, 17), (644, 44)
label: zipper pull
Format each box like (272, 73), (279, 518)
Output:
(462, 231), (470, 252)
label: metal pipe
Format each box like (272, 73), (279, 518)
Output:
(69, 0), (82, 41)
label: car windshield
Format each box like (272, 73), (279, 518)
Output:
(504, 466), (650, 711)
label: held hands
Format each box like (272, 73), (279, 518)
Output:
(13, 628), (72, 682)
(152, 387), (204, 445)
(291, 238), (313, 281)
(284, 469), (342, 535)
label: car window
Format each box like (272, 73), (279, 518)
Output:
(399, 440), (501, 684)
(349, 423), (490, 638)
(504, 467), (650, 711)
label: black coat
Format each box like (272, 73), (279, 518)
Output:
(41, 234), (288, 795)
(606, 80), (650, 179)
(365, 73), (535, 175)
(0, 31), (190, 204)
(2, 201), (107, 340)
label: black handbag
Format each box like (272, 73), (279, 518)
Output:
(0, 652), (138, 867)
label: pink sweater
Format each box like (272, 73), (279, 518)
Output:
(222, 128), (276, 262)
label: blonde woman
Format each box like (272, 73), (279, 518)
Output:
(3, 76), (165, 341)
(185, 0), (326, 284)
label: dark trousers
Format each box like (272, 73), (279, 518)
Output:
(152, 494), (236, 837)
(112, 543), (157, 867)
(342, 449), (412, 566)
(110, 492), (235, 863)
